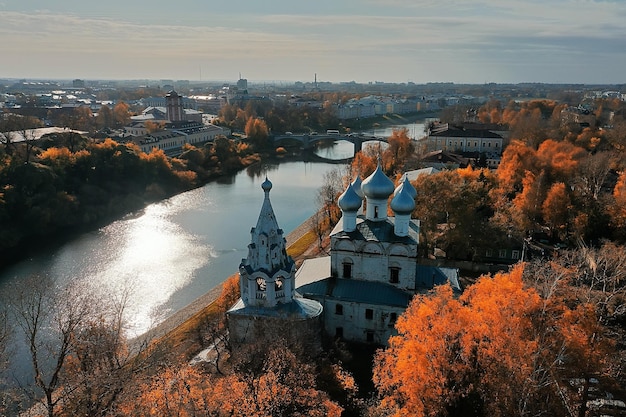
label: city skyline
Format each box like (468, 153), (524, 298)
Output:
(1, 0), (625, 85)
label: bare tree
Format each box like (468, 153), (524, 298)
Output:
(574, 151), (613, 201)
(315, 166), (347, 228)
(58, 284), (150, 417)
(310, 209), (327, 250)
(9, 274), (93, 417)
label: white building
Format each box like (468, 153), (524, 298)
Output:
(132, 122), (230, 155)
(227, 178), (323, 346)
(296, 168), (460, 345)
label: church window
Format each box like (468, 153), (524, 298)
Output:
(389, 267), (400, 284)
(335, 327), (343, 338)
(335, 304), (343, 315)
(256, 277), (266, 291)
(275, 277), (283, 290)
(342, 262), (352, 278)
(365, 308), (373, 320)
(374, 206), (379, 218)
(389, 312), (397, 326)
(366, 331), (374, 342)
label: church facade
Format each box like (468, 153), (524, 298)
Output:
(227, 167), (460, 347)
(296, 165), (460, 345)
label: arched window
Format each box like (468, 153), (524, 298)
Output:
(335, 304), (343, 315)
(342, 261), (353, 278)
(389, 267), (400, 284)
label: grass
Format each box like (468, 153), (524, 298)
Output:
(287, 229), (318, 259)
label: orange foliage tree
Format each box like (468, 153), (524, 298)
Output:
(382, 128), (414, 175)
(492, 138), (596, 241)
(373, 264), (611, 417)
(124, 341), (343, 417)
(609, 170), (626, 240)
(244, 117), (270, 149)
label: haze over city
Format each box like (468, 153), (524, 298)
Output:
(1, 0), (625, 85)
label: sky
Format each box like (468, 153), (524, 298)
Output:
(1, 0), (625, 85)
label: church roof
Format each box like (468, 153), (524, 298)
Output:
(416, 265), (462, 293)
(297, 277), (413, 308)
(228, 296), (323, 320)
(255, 178), (281, 235)
(331, 216), (419, 244)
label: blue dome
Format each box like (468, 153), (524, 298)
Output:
(394, 175), (417, 199)
(351, 176), (364, 199)
(391, 185), (416, 214)
(262, 177), (272, 192)
(362, 165), (394, 200)
(338, 183), (362, 212)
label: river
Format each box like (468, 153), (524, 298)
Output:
(0, 118), (430, 392)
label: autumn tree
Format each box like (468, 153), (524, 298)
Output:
(373, 264), (613, 417)
(95, 104), (114, 130)
(125, 339), (343, 417)
(609, 170), (626, 239)
(382, 128), (414, 175)
(350, 150), (377, 180)
(244, 117), (270, 149)
(492, 138), (597, 242)
(113, 102), (131, 128)
(194, 274), (240, 374)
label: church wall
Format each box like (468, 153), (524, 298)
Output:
(319, 298), (404, 345)
(331, 244), (419, 290)
(228, 313), (323, 352)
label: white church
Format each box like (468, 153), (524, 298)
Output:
(227, 165), (460, 347)
(227, 178), (323, 346)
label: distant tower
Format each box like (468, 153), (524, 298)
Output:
(236, 74), (248, 92)
(165, 90), (184, 122)
(227, 178), (323, 347)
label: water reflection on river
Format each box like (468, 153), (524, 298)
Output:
(0, 161), (341, 338)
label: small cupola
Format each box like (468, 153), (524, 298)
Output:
(391, 181), (416, 237)
(338, 182), (362, 232)
(394, 174), (417, 199)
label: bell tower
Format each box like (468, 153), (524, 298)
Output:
(238, 178), (295, 307)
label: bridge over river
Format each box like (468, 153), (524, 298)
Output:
(272, 133), (387, 154)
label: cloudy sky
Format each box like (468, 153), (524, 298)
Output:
(1, 0), (624, 84)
